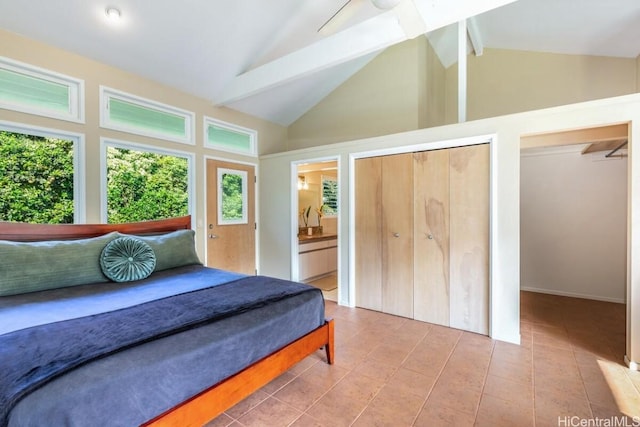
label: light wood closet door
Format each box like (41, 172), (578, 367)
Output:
(381, 153), (414, 318)
(449, 144), (490, 335)
(413, 149), (450, 325)
(355, 156), (383, 311)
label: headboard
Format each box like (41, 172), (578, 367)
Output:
(0, 216), (192, 242)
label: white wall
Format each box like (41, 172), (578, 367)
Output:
(521, 145), (627, 302)
(259, 93), (640, 366)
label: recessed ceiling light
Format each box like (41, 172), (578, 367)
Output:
(105, 7), (122, 21)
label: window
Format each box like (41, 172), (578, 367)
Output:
(100, 87), (195, 145)
(218, 168), (248, 225)
(0, 56), (84, 122)
(102, 140), (193, 223)
(321, 175), (338, 216)
(205, 117), (257, 156)
(0, 123), (84, 223)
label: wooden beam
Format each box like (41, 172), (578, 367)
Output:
(521, 123), (629, 149)
(216, 0), (518, 105)
(467, 16), (483, 56)
(458, 19), (467, 123)
(215, 12), (406, 105)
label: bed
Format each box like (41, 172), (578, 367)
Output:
(0, 215), (334, 427)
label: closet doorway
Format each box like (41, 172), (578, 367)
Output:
(354, 143), (490, 335)
(520, 124), (629, 356)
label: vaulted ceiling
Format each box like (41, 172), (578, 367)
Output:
(0, 0), (638, 126)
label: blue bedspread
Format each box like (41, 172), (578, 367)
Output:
(0, 269), (322, 427)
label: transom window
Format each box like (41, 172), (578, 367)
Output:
(100, 87), (195, 145)
(205, 117), (257, 157)
(0, 57), (84, 123)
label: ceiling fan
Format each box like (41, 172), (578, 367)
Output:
(318, 0), (403, 34)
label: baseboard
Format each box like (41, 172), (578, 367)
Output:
(625, 355), (639, 371)
(520, 286), (625, 304)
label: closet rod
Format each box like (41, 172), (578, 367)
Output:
(605, 140), (628, 158)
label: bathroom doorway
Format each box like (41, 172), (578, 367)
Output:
(295, 159), (339, 301)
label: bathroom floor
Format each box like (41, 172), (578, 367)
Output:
(307, 273), (337, 302)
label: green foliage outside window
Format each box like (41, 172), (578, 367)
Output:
(221, 173), (243, 221)
(106, 146), (188, 223)
(0, 131), (74, 223)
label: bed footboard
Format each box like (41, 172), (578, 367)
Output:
(143, 318), (334, 427)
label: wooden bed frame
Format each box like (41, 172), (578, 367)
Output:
(0, 215), (335, 427)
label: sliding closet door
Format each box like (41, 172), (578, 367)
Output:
(355, 156), (383, 311)
(381, 153), (414, 318)
(449, 144), (490, 334)
(413, 149), (450, 325)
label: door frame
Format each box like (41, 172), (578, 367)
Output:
(348, 134), (498, 336)
(290, 155), (341, 290)
(203, 155), (259, 273)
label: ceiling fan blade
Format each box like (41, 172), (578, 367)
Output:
(318, 0), (366, 34)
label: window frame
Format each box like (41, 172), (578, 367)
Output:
(100, 86), (195, 145)
(217, 167), (249, 225)
(204, 116), (258, 157)
(100, 137), (195, 223)
(0, 56), (85, 123)
(0, 120), (86, 223)
(321, 174), (338, 218)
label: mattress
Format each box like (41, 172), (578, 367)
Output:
(1, 265), (325, 426)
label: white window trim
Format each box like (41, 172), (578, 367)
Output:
(100, 137), (195, 223)
(0, 120), (86, 223)
(321, 174), (338, 218)
(217, 167), (249, 225)
(204, 116), (258, 157)
(0, 56), (85, 123)
(100, 86), (195, 145)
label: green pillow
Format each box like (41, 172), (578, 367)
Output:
(117, 229), (201, 272)
(100, 237), (156, 283)
(0, 232), (118, 296)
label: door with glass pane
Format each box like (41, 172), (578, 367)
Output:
(206, 159), (255, 274)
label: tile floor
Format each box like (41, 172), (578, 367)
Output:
(205, 291), (640, 427)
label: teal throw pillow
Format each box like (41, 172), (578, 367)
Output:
(0, 232), (118, 296)
(100, 237), (156, 283)
(117, 229), (201, 272)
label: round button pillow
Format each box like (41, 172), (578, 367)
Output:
(100, 236), (156, 282)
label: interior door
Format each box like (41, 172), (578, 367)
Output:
(413, 149), (450, 325)
(355, 156), (383, 311)
(206, 159), (256, 275)
(381, 153), (414, 318)
(449, 144), (489, 334)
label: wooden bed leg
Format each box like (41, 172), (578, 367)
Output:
(325, 318), (335, 364)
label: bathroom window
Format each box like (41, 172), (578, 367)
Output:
(321, 175), (338, 216)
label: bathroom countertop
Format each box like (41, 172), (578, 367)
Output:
(298, 233), (337, 243)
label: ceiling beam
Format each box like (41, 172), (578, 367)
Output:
(467, 16), (484, 56)
(215, 0), (517, 106)
(215, 11), (406, 105)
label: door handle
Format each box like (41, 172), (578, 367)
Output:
(209, 234), (219, 239)
(392, 232), (400, 238)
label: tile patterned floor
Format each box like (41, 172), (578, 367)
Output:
(205, 291), (640, 426)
